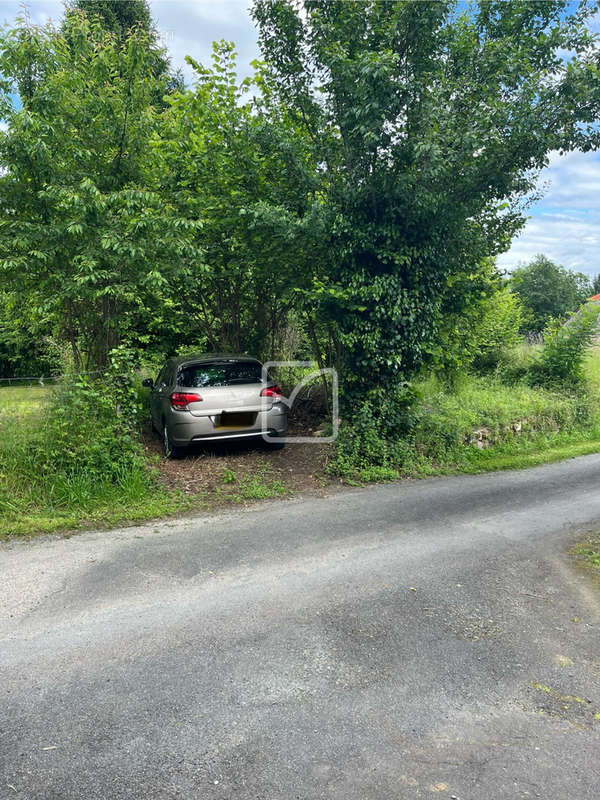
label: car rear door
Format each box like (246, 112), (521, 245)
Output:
(151, 366), (169, 425)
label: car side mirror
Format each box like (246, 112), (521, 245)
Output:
(141, 378), (154, 388)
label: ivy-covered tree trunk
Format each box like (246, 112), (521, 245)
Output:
(252, 0), (600, 411)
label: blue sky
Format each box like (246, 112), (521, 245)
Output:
(1, 0), (599, 277)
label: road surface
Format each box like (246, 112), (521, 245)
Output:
(2, 455), (600, 799)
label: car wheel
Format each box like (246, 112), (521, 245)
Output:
(163, 423), (184, 459)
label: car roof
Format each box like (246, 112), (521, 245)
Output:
(168, 353), (261, 369)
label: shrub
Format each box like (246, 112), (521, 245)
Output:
(427, 276), (523, 380)
(528, 304), (600, 390)
(327, 384), (418, 478)
(35, 378), (145, 481)
(0, 347), (153, 518)
(471, 288), (522, 373)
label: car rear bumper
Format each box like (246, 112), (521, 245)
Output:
(191, 430), (279, 443)
(169, 406), (288, 446)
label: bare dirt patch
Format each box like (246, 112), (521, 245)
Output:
(143, 421), (336, 504)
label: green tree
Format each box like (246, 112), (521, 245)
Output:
(155, 41), (321, 359)
(65, 0), (184, 95)
(252, 0), (600, 408)
(592, 274), (600, 296)
(510, 255), (592, 333)
(68, 0), (153, 37)
(0, 13), (202, 369)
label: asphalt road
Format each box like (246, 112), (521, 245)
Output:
(2, 455), (600, 800)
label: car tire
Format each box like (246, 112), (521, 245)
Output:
(163, 423), (184, 459)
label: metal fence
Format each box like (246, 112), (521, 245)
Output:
(0, 368), (124, 387)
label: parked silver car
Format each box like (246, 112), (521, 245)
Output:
(143, 354), (287, 458)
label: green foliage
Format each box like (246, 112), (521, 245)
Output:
(252, 0), (600, 407)
(0, 12), (202, 370)
(528, 304), (600, 389)
(328, 366), (597, 481)
(65, 0), (184, 96)
(326, 384), (418, 477)
(415, 375), (592, 460)
(35, 379), (143, 480)
(68, 0), (154, 38)
(496, 342), (542, 385)
(155, 41), (320, 359)
(0, 346), (156, 530)
(575, 545), (600, 569)
(217, 464), (287, 501)
(27, 350), (144, 481)
(471, 287), (523, 373)
(510, 255), (593, 333)
(0, 290), (62, 378)
(221, 468), (236, 484)
(426, 260), (522, 378)
(326, 418), (404, 480)
(355, 466), (399, 483)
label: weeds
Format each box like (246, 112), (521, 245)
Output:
(218, 465), (287, 501)
(0, 351), (179, 537)
(573, 529), (600, 571)
(328, 351), (600, 481)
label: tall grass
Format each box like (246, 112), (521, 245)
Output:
(0, 379), (183, 537)
(329, 342), (600, 481)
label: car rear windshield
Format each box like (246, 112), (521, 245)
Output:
(178, 361), (263, 388)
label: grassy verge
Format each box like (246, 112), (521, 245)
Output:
(3, 346), (600, 537)
(0, 383), (188, 538)
(329, 345), (600, 483)
(341, 431), (600, 485)
(571, 529), (600, 580)
(407, 368), (600, 476)
(0, 385), (291, 537)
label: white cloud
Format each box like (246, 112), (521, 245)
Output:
(498, 150), (600, 277)
(152, 1), (259, 83)
(0, 1), (62, 27)
(0, 0), (260, 83)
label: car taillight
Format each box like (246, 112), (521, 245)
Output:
(170, 392), (202, 409)
(260, 385), (282, 398)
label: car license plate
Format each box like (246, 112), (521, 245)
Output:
(215, 412), (256, 429)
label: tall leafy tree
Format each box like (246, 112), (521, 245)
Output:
(155, 42), (321, 358)
(510, 255), (592, 332)
(252, 0), (600, 406)
(65, 0), (184, 95)
(68, 0), (153, 36)
(0, 12), (201, 369)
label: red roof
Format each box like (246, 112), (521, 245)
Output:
(590, 294), (600, 302)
